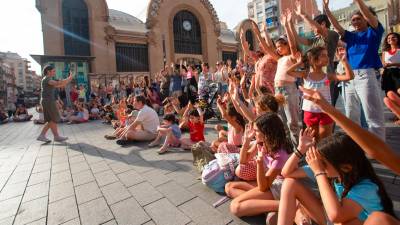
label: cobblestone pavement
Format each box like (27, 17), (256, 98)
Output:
(0, 110), (399, 225)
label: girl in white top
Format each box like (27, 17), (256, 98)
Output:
(286, 46), (354, 141)
(273, 11), (301, 146)
(381, 32), (400, 95)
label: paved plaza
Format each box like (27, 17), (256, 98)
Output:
(0, 112), (399, 225)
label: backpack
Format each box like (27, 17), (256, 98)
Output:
(191, 141), (215, 173)
(201, 153), (239, 194)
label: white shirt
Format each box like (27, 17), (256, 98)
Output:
(302, 75), (331, 113)
(135, 105), (160, 134)
(383, 49), (400, 65)
(274, 56), (296, 84)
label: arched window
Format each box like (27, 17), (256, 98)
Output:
(245, 30), (254, 51)
(62, 0), (90, 56)
(173, 10), (202, 55)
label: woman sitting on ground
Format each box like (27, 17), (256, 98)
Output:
(13, 104), (33, 122)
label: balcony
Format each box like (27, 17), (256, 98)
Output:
(265, 11), (278, 19)
(265, 0), (277, 9)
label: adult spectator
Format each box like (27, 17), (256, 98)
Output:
(324, 0), (386, 140)
(170, 63), (183, 98)
(117, 95), (160, 144)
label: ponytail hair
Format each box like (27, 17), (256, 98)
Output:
(317, 133), (397, 219)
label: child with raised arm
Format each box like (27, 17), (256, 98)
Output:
(273, 10), (301, 146)
(211, 96), (245, 153)
(277, 128), (396, 225)
(226, 113), (292, 218)
(286, 47), (354, 141)
(179, 103), (205, 150)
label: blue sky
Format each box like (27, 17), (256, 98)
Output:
(0, 0), (351, 74)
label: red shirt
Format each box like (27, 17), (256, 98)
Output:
(70, 91), (78, 103)
(188, 121), (205, 142)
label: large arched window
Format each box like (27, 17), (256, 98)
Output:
(245, 30), (254, 51)
(173, 10), (202, 55)
(62, 0), (90, 56)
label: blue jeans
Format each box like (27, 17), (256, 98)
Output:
(343, 69), (386, 141)
(275, 84), (300, 145)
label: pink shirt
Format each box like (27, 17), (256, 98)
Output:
(187, 71), (193, 79)
(227, 124), (243, 146)
(257, 145), (290, 179)
(256, 55), (277, 94)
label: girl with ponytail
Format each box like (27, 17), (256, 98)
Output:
(277, 130), (396, 225)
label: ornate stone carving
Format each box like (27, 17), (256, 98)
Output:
(145, 0), (220, 36)
(104, 25), (116, 44)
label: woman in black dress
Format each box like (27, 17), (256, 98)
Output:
(37, 65), (73, 142)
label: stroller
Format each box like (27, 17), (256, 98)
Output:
(197, 82), (221, 122)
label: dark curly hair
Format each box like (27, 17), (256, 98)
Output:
(317, 133), (396, 219)
(255, 112), (292, 155)
(382, 32), (400, 52)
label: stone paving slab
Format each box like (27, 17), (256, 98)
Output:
(0, 108), (399, 225)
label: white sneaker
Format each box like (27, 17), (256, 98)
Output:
(54, 136), (68, 142)
(37, 135), (51, 143)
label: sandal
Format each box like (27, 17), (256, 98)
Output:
(157, 147), (169, 155)
(104, 135), (117, 140)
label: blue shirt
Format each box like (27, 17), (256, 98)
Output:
(170, 124), (182, 139)
(170, 74), (182, 92)
(302, 166), (383, 221)
(343, 23), (384, 69)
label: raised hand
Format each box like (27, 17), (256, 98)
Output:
(299, 86), (332, 112)
(244, 123), (255, 141)
(384, 89), (400, 120)
(323, 0), (329, 8)
(294, 0), (303, 16)
(305, 146), (326, 173)
(294, 51), (303, 64)
(336, 47), (347, 61)
(298, 127), (316, 154)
